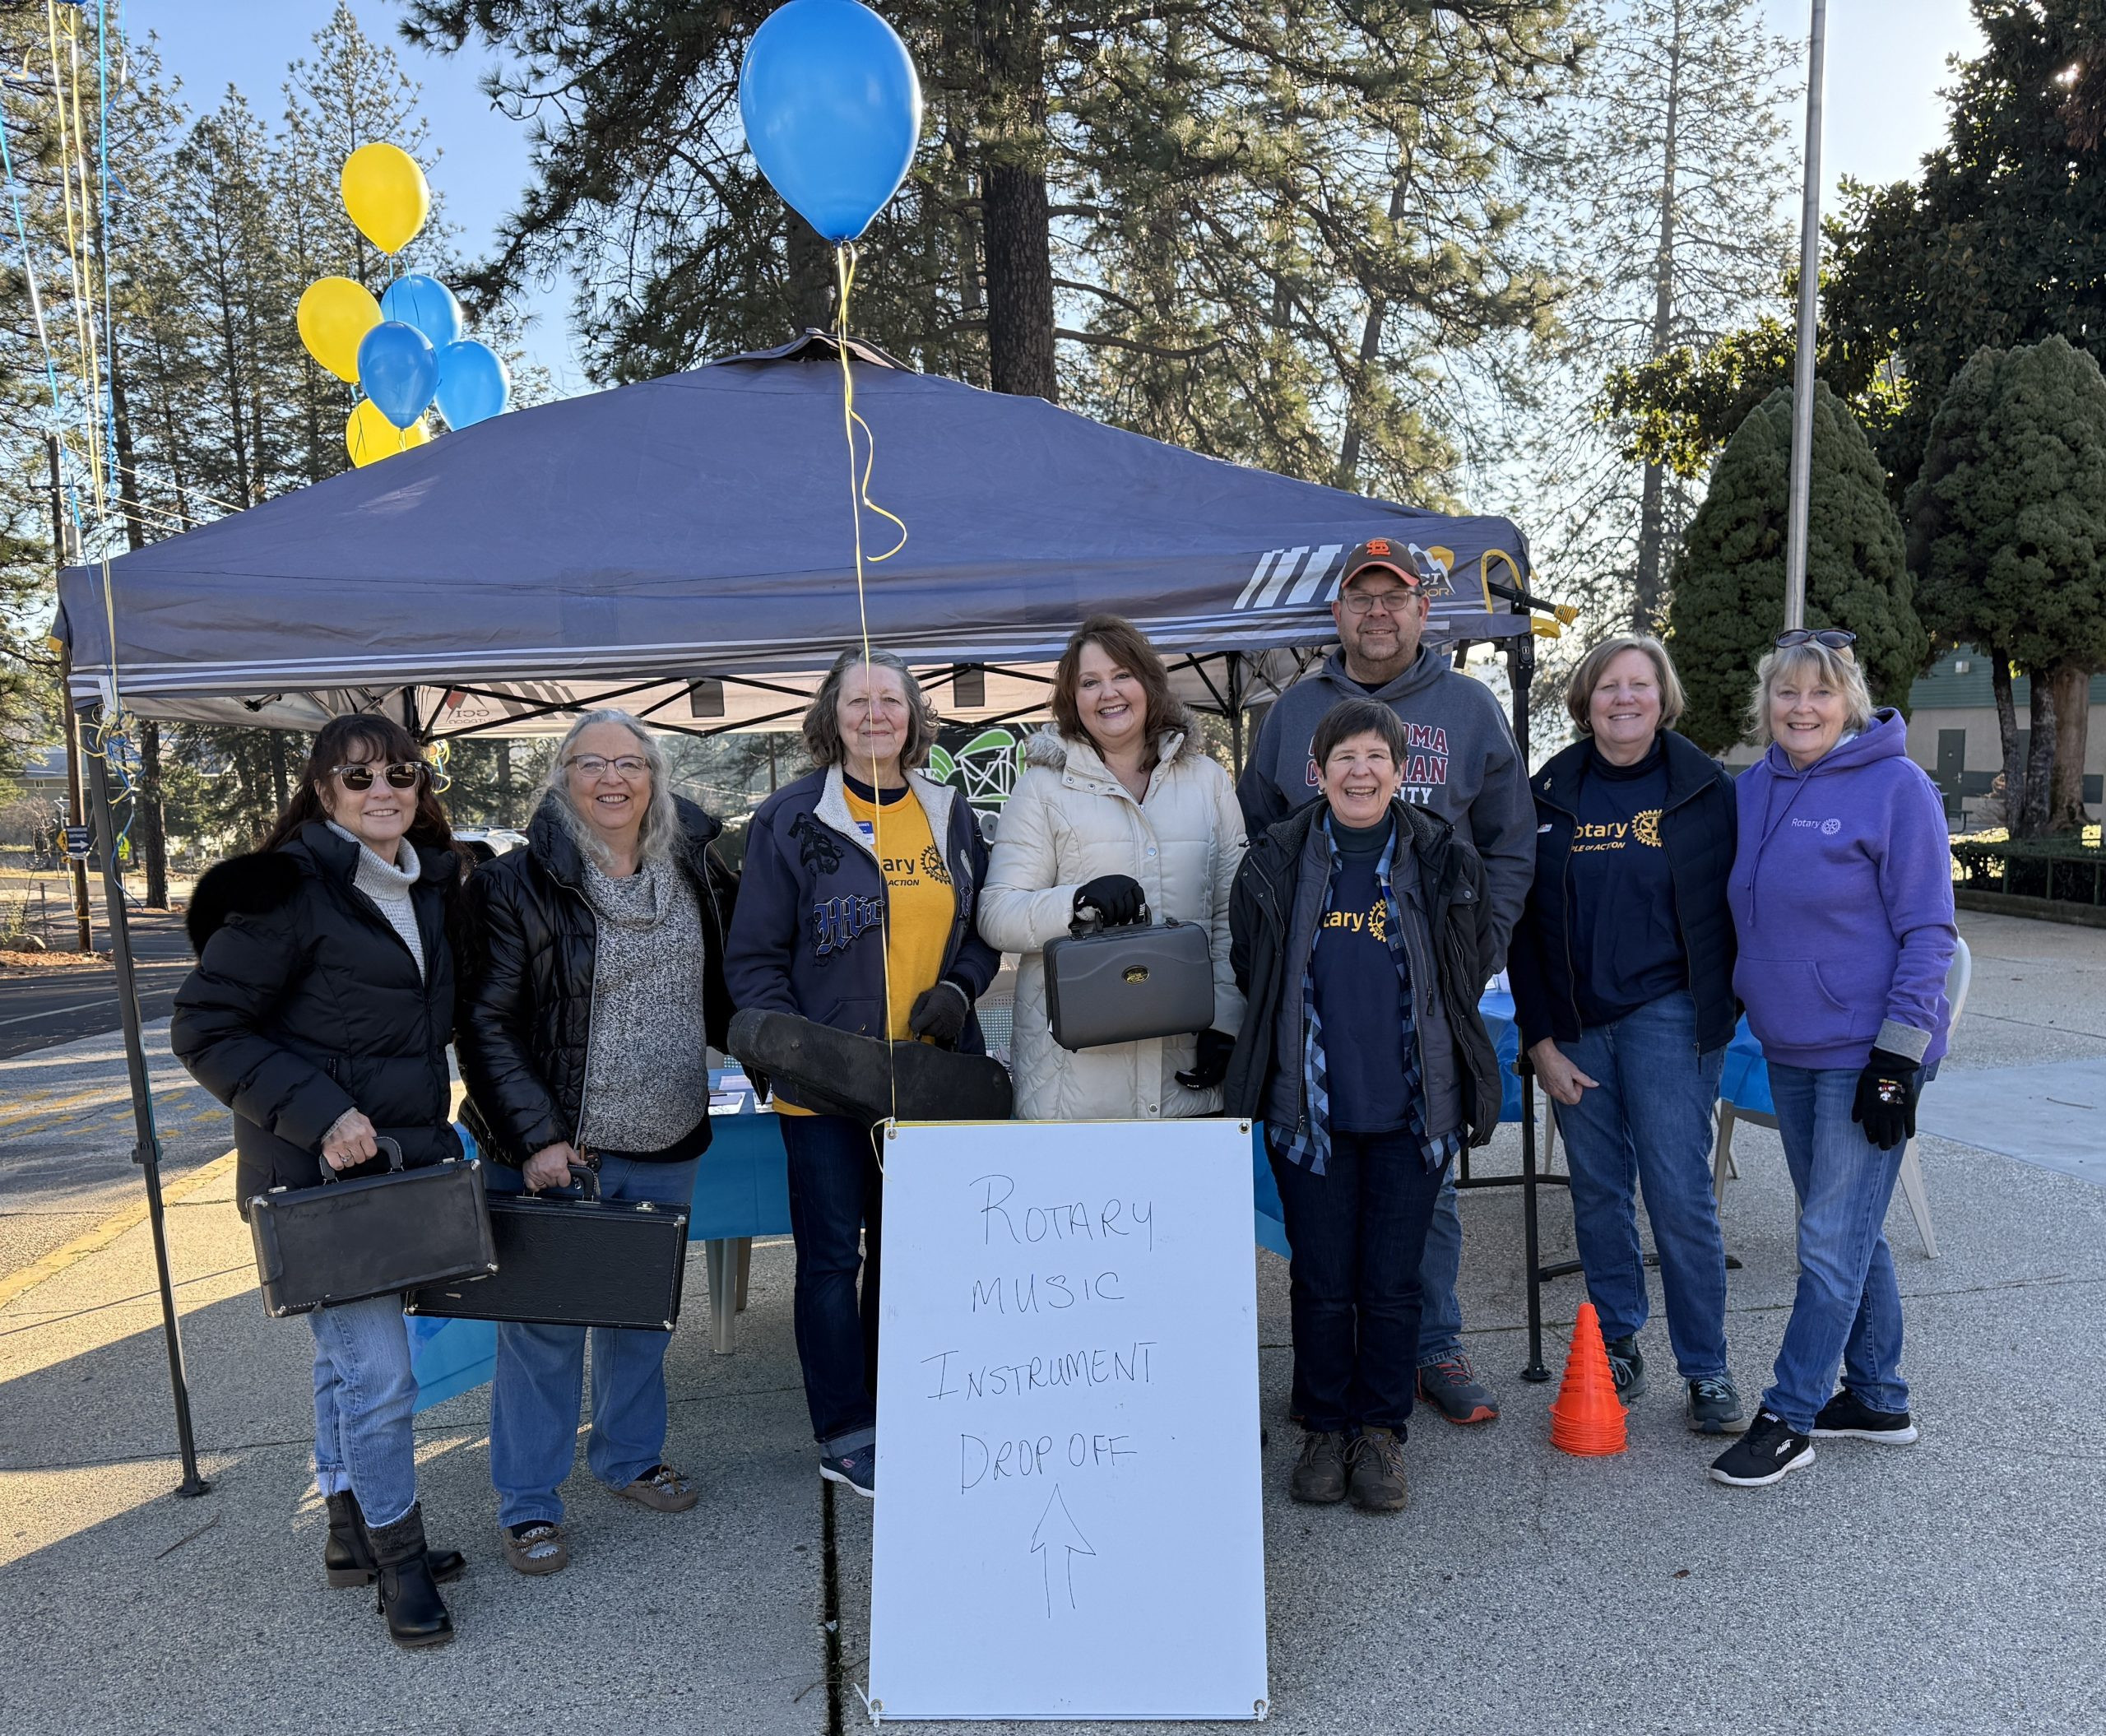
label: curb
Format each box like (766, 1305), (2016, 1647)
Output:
(0, 1149), (236, 1311)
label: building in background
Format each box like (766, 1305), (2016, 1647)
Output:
(1904, 649), (2106, 832)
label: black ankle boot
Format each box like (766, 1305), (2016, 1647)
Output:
(326, 1490), (466, 1588)
(364, 1503), (455, 1650)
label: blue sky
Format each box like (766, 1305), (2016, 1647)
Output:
(137, 0), (1987, 395)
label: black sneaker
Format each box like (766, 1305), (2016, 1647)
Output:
(1289, 1431), (1348, 1504)
(1603, 1334), (1647, 1403)
(1811, 1389), (1919, 1445)
(1709, 1409), (1815, 1488)
(1685, 1374), (1743, 1435)
(821, 1445), (876, 1499)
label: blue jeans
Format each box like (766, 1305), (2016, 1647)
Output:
(1551, 991), (1729, 1380)
(1763, 1063), (1909, 1431)
(1273, 1131), (1450, 1435)
(779, 1112), (884, 1453)
(487, 1154), (699, 1528)
(310, 1293), (419, 1528)
(1415, 1174), (1464, 1366)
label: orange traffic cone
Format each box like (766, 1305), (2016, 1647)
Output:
(1549, 1302), (1628, 1456)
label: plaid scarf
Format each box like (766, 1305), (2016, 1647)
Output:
(1273, 814), (1464, 1178)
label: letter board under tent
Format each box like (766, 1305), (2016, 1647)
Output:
(868, 1119), (1268, 1721)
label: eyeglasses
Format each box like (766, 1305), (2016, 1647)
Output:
(1774, 629), (1856, 651)
(330, 762), (425, 791)
(1339, 586), (1422, 618)
(564, 754), (649, 778)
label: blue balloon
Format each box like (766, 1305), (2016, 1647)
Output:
(356, 321), (438, 429)
(380, 274), (462, 350)
(434, 338), (510, 429)
(739, 0), (922, 244)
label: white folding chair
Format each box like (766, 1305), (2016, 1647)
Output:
(1711, 936), (1971, 1260)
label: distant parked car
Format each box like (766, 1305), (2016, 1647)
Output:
(453, 828), (529, 866)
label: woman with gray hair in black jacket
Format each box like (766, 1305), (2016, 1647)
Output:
(457, 709), (736, 1577)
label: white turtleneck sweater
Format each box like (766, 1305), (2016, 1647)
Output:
(328, 822), (426, 981)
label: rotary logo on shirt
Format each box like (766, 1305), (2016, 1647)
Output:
(1321, 898), (1389, 943)
(1574, 809), (1663, 852)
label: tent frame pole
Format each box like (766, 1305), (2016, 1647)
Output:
(85, 715), (211, 1497)
(1448, 636), (1564, 1382)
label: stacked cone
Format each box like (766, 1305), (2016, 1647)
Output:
(1549, 1302), (1628, 1456)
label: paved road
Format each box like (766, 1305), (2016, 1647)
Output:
(0, 905), (192, 1061)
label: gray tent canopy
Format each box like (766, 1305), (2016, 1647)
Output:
(58, 338), (1534, 736)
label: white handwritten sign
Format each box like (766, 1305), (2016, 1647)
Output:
(867, 1119), (1269, 1722)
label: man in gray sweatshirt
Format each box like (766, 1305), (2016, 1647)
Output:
(1237, 536), (1534, 1426)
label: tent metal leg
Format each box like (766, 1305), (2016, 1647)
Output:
(1518, 1074), (1550, 1382)
(85, 723), (210, 1498)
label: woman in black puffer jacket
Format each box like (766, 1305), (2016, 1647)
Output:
(172, 714), (470, 1650)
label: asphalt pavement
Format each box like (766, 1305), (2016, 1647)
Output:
(0, 904), (192, 1060)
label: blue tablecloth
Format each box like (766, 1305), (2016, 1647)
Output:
(1719, 1016), (1774, 1116)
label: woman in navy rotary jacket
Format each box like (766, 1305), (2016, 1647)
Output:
(1509, 635), (1741, 1435)
(724, 648), (999, 1500)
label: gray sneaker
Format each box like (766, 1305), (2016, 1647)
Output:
(1344, 1427), (1408, 1514)
(1603, 1334), (1647, 1403)
(1686, 1375), (1743, 1434)
(1416, 1353), (1499, 1424)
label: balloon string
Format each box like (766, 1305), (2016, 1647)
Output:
(834, 240), (898, 1137)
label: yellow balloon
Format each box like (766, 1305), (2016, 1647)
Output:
(296, 276), (382, 383)
(341, 142), (430, 256)
(346, 399), (430, 468)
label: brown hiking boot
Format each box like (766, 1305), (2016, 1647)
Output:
(1289, 1430), (1348, 1504)
(1346, 1427), (1408, 1513)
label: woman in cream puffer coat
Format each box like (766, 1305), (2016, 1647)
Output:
(979, 616), (1246, 1121)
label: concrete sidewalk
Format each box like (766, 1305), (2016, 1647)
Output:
(4, 910), (2104, 1734)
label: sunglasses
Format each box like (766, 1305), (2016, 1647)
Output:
(330, 762), (427, 791)
(1774, 629), (1857, 651)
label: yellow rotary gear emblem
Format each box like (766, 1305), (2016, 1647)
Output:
(1632, 808), (1663, 848)
(1368, 900), (1389, 944)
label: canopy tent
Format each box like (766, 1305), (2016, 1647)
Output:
(57, 338), (1535, 732)
(50, 339), (1559, 1501)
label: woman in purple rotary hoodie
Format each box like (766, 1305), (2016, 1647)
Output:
(1709, 630), (1956, 1489)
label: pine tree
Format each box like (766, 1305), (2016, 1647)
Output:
(1667, 383), (1926, 751)
(1508, 0), (1797, 638)
(401, 0), (1576, 498)
(1905, 336), (2106, 834)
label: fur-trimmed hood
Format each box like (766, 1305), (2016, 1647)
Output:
(1022, 722), (1207, 775)
(185, 824), (457, 952)
(185, 851), (304, 953)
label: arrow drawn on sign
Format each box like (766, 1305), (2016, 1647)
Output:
(1030, 1483), (1097, 1618)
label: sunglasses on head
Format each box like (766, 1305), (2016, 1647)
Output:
(330, 762), (426, 791)
(1774, 629), (1857, 651)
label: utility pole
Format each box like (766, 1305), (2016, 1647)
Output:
(48, 434), (93, 953)
(1783, 0), (1828, 631)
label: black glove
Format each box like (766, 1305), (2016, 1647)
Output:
(1851, 1047), (1923, 1149)
(1073, 874), (1146, 927)
(907, 980), (972, 1048)
(1175, 1028), (1236, 1091)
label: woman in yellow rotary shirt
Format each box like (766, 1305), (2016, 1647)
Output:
(723, 649), (999, 1498)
